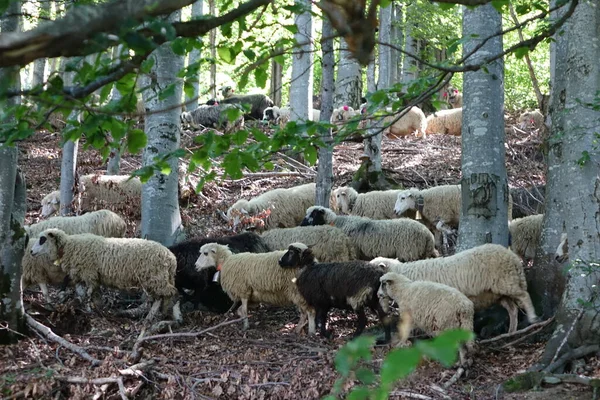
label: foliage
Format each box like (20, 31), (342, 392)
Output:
(323, 329), (473, 400)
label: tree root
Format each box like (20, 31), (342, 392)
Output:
(478, 317), (554, 345)
(544, 344), (600, 373)
(504, 370), (600, 393)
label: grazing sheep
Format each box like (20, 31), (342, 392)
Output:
(180, 103), (244, 133)
(279, 242), (390, 340)
(168, 232), (270, 313)
(41, 190), (60, 218)
(216, 90), (275, 120)
(555, 233), (569, 262)
(227, 183), (316, 230)
(378, 272), (474, 365)
(333, 186), (400, 220)
(509, 214), (543, 261)
(78, 174), (142, 212)
(371, 243), (538, 333)
(195, 243), (313, 332)
(26, 209), (127, 238)
(261, 225), (355, 262)
(30, 229), (181, 322)
(518, 109), (544, 130)
(301, 206), (438, 261)
(425, 108), (462, 136)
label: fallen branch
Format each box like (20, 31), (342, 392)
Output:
(56, 376), (127, 400)
(235, 171), (314, 178)
(543, 373), (600, 387)
(25, 313), (100, 366)
(118, 360), (156, 377)
(479, 317), (554, 345)
(544, 344), (600, 374)
(389, 391), (432, 400)
(443, 367), (465, 389)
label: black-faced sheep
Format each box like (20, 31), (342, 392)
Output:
(215, 90), (275, 120)
(260, 225), (356, 262)
(195, 243), (312, 332)
(371, 243), (539, 334)
(26, 209), (127, 238)
(509, 214), (543, 261)
(227, 183), (315, 230)
(518, 109), (544, 130)
(41, 190), (60, 218)
(30, 229), (181, 322)
(180, 103), (244, 133)
(279, 242), (390, 340)
(168, 232), (270, 313)
(378, 272), (474, 365)
(301, 206), (438, 261)
(333, 186), (400, 220)
(425, 108), (462, 136)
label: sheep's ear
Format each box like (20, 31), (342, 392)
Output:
(47, 232), (55, 239)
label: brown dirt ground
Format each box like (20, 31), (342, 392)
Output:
(2, 117), (597, 399)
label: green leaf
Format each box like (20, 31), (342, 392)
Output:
(217, 47), (235, 64)
(263, 161), (274, 171)
(126, 129), (147, 154)
(381, 347), (421, 385)
(171, 38), (187, 55)
(223, 151), (243, 179)
(303, 145), (317, 165)
(514, 46), (530, 59)
(231, 130), (248, 145)
(254, 67), (268, 89)
(437, 2), (456, 11)
(380, 0), (392, 8)
(140, 58), (155, 74)
(159, 83), (176, 101)
(131, 166), (155, 183)
(415, 329), (473, 367)
(355, 367), (376, 385)
(491, 0), (509, 12)
(184, 81), (197, 102)
(123, 31), (155, 53)
(347, 387), (370, 400)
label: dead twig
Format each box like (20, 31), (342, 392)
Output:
(443, 367), (465, 389)
(56, 376), (127, 400)
(478, 317), (554, 345)
(548, 308), (585, 367)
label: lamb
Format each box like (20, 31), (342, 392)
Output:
(78, 174), (142, 212)
(41, 190), (60, 218)
(194, 243), (313, 332)
(168, 232), (270, 313)
(30, 229), (181, 322)
(378, 272), (474, 365)
(227, 183), (316, 230)
(180, 103), (244, 133)
(371, 243), (538, 333)
(301, 206), (438, 261)
(509, 214), (543, 261)
(518, 109), (544, 130)
(260, 225), (356, 262)
(215, 88), (275, 120)
(26, 209), (127, 238)
(425, 108), (462, 136)
(333, 186), (400, 220)
(279, 242), (390, 340)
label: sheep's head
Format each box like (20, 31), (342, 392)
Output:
(394, 190), (417, 216)
(41, 191), (60, 218)
(220, 86), (234, 98)
(263, 106), (277, 122)
(31, 229), (64, 260)
(279, 242), (315, 269)
(301, 206), (334, 226)
(180, 111), (193, 127)
(195, 243), (230, 271)
(333, 187), (356, 214)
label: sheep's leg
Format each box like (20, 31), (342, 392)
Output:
(39, 283), (49, 303)
(227, 300), (241, 314)
(307, 309), (316, 335)
(171, 299), (182, 324)
(146, 299), (162, 322)
(353, 307), (367, 338)
(515, 293), (539, 324)
(295, 309), (308, 334)
(397, 311), (413, 345)
(317, 308), (330, 338)
(238, 298), (249, 330)
(500, 299), (518, 333)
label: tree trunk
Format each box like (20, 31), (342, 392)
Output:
(31, 0), (50, 90)
(315, 17), (334, 208)
(185, 0), (203, 109)
(334, 38), (362, 109)
(400, 5), (418, 87)
(140, 10), (184, 247)
(59, 60), (79, 215)
(0, 0), (27, 344)
(289, 0), (313, 122)
(208, 0), (217, 99)
(537, 0), (600, 370)
(456, 4), (509, 251)
(391, 2), (404, 84)
(366, 57), (376, 94)
(106, 46), (124, 175)
(270, 46), (283, 107)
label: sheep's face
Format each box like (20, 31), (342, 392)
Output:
(279, 243), (312, 269)
(30, 231), (59, 258)
(555, 233), (569, 262)
(180, 112), (193, 127)
(41, 194), (60, 218)
(195, 246), (218, 271)
(394, 191), (416, 215)
(301, 206), (328, 226)
(335, 189), (351, 214)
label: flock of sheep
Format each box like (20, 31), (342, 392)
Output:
(23, 168), (559, 367)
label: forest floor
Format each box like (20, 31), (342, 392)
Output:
(2, 116), (598, 399)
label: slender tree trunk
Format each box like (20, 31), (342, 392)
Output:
(334, 39), (362, 109)
(208, 0), (217, 99)
(140, 10), (184, 247)
(106, 47), (124, 175)
(0, 0), (27, 344)
(456, 4), (509, 251)
(400, 5), (418, 87)
(366, 57), (376, 94)
(31, 0), (51, 90)
(315, 18), (334, 207)
(270, 47), (283, 107)
(59, 60), (78, 215)
(392, 2), (404, 84)
(536, 1), (600, 370)
(289, 0), (313, 122)
(185, 0), (203, 109)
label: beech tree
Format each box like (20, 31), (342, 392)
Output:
(289, 0), (313, 122)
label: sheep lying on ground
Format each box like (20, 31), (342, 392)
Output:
(195, 243), (312, 332)
(378, 107), (427, 139)
(41, 190), (60, 218)
(215, 88), (275, 120)
(227, 183), (315, 230)
(78, 174), (142, 212)
(301, 206), (438, 261)
(518, 109), (544, 130)
(168, 232), (270, 313)
(378, 272), (474, 365)
(279, 242), (390, 340)
(509, 214), (543, 261)
(425, 108), (462, 136)
(30, 229), (181, 322)
(333, 186), (400, 220)
(180, 103), (244, 133)
(261, 225), (355, 262)
(26, 209), (127, 238)
(371, 243), (538, 333)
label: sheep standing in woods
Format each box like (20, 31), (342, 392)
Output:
(371, 243), (538, 333)
(425, 108), (462, 136)
(41, 190), (60, 218)
(443, 87), (463, 109)
(78, 174), (142, 212)
(30, 229), (181, 322)
(227, 183), (316, 229)
(378, 272), (474, 365)
(279, 242), (390, 340)
(333, 186), (400, 220)
(195, 243), (313, 332)
(215, 86), (275, 120)
(301, 206), (438, 261)
(509, 214), (543, 261)
(394, 185), (462, 229)
(180, 103), (244, 133)
(518, 109), (544, 130)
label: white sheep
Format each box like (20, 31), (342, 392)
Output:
(333, 186), (400, 220)
(425, 108), (462, 136)
(41, 190), (60, 218)
(509, 214), (543, 261)
(380, 106), (428, 139)
(394, 185), (462, 228)
(371, 243), (538, 333)
(301, 206), (438, 261)
(378, 272), (474, 366)
(227, 183), (315, 230)
(78, 174), (142, 212)
(22, 240), (68, 302)
(30, 229), (181, 322)
(180, 103), (244, 133)
(260, 225), (356, 262)
(330, 105), (360, 128)
(26, 209), (127, 238)
(518, 109), (544, 130)
(444, 87), (463, 109)
(194, 243), (313, 333)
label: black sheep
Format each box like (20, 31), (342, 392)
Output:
(168, 232), (270, 313)
(278, 243), (390, 341)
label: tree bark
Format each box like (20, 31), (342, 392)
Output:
(208, 0), (217, 99)
(400, 5), (418, 87)
(31, 0), (51, 91)
(391, 2), (404, 84)
(289, 0), (313, 122)
(456, 3), (509, 251)
(140, 10), (184, 246)
(537, 0), (600, 369)
(334, 38), (362, 109)
(315, 17), (334, 208)
(59, 60), (79, 215)
(107, 46), (124, 175)
(270, 46), (283, 107)
(184, 0), (203, 109)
